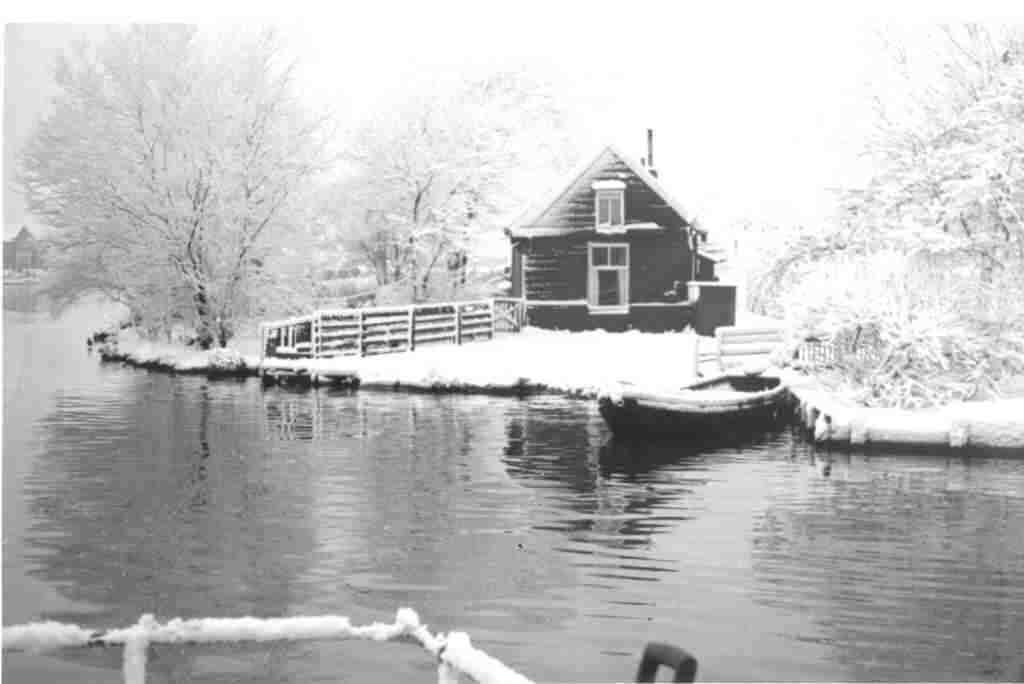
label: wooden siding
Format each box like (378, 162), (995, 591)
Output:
(626, 230), (692, 301)
(526, 302), (694, 332)
(521, 231), (692, 304)
(530, 148), (688, 232)
(523, 238), (588, 301)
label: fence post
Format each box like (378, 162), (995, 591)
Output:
(357, 310), (365, 357)
(408, 305), (415, 352)
(455, 305), (462, 345)
(312, 312), (320, 359)
(489, 299), (496, 339)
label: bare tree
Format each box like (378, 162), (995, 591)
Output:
(21, 25), (333, 346)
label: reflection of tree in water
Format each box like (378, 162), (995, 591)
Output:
(25, 374), (319, 683)
(2, 282), (48, 313)
(748, 452), (1024, 681)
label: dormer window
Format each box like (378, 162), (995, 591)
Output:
(592, 180), (625, 231)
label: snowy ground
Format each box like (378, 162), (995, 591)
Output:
(270, 328), (718, 396)
(108, 326), (723, 395)
(106, 313), (776, 395)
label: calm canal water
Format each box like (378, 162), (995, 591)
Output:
(4, 294), (1024, 682)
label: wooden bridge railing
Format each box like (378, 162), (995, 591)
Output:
(260, 298), (526, 362)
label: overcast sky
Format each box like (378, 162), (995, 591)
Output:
(0, 11), (982, 240)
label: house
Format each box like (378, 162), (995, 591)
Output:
(3, 226), (44, 272)
(506, 131), (725, 332)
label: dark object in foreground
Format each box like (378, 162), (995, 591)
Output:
(598, 373), (790, 439)
(636, 642), (698, 682)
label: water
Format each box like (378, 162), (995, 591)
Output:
(4, 298), (1024, 682)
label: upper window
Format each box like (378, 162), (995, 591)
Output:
(592, 179), (626, 231)
(596, 191), (623, 228)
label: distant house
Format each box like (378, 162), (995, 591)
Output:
(3, 226), (44, 272)
(506, 131), (723, 332)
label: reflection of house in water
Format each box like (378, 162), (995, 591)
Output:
(748, 453), (1024, 681)
(500, 401), (714, 551)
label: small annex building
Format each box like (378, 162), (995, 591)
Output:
(506, 132), (725, 332)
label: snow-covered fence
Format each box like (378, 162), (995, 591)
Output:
(2, 608), (534, 684)
(795, 329), (884, 368)
(492, 297), (526, 333)
(715, 325), (787, 371)
(259, 298), (524, 362)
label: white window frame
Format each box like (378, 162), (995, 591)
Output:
(594, 189), (625, 231)
(587, 242), (630, 314)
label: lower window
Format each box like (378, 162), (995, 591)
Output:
(588, 243), (629, 313)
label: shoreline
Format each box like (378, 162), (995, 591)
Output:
(96, 347), (582, 397)
(780, 368), (1024, 453)
(95, 329), (1024, 452)
(94, 327), (702, 398)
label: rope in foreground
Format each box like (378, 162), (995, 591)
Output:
(2, 608), (534, 684)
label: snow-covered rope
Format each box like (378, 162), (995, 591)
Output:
(2, 608), (533, 684)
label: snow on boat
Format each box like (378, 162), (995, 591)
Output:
(598, 373), (791, 439)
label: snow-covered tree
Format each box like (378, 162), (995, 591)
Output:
(750, 24), (1024, 407)
(326, 71), (576, 302)
(21, 25), (333, 346)
(840, 24), (1024, 269)
(760, 24), (1024, 283)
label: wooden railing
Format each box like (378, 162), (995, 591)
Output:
(260, 298), (526, 362)
(796, 334), (883, 367)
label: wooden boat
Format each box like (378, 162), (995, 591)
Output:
(598, 373), (790, 438)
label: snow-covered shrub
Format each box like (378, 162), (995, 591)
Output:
(779, 252), (1024, 408)
(208, 348), (247, 373)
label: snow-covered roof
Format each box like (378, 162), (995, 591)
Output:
(507, 145), (703, 238)
(697, 240), (729, 264)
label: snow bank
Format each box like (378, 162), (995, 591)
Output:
(3, 608), (535, 684)
(100, 325), (713, 398)
(99, 328), (262, 375)
(783, 369), (1024, 451)
(293, 328), (711, 397)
